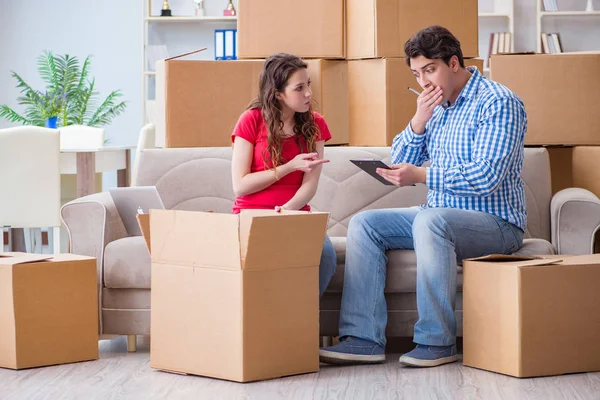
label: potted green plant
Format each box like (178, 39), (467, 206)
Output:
(36, 90), (67, 128)
(0, 51), (127, 129)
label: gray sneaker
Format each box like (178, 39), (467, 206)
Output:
(399, 344), (458, 367)
(319, 336), (386, 365)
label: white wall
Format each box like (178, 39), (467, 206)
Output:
(0, 0), (143, 188)
(1, 0), (599, 187)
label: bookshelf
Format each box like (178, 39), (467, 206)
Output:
(536, 0), (600, 53)
(142, 0), (238, 125)
(478, 0), (515, 75)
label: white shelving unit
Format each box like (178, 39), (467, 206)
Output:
(539, 10), (600, 16)
(478, 0), (515, 76)
(536, 0), (600, 53)
(142, 0), (237, 125)
(144, 16), (238, 22)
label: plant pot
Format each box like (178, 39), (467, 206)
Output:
(45, 116), (58, 129)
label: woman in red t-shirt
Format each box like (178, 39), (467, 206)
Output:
(231, 53), (336, 297)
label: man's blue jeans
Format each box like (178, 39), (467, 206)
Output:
(338, 206), (524, 347)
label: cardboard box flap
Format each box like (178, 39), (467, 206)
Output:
(465, 254), (563, 267)
(0, 253), (52, 265)
(467, 254), (539, 262)
(240, 212), (329, 271)
(47, 253), (95, 262)
(137, 213), (151, 252)
(552, 254), (600, 265)
(150, 209), (242, 270)
(164, 48), (207, 62)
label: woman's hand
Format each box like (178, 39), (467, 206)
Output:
(285, 153), (329, 173)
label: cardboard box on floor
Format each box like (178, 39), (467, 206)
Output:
(346, 0), (479, 59)
(491, 53), (600, 145)
(0, 253), (98, 370)
(238, 0), (345, 59)
(148, 209), (329, 382)
(348, 58), (483, 146)
(156, 51), (349, 147)
(463, 254), (600, 378)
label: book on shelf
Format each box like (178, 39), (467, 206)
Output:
(542, 0), (558, 11)
(487, 32), (512, 67)
(551, 33), (563, 53)
(541, 33), (550, 53)
(540, 33), (563, 53)
(548, 36), (557, 53)
(503, 32), (512, 53)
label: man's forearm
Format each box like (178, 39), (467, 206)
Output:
(410, 118), (427, 135)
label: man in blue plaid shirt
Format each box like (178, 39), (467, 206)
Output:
(320, 26), (527, 367)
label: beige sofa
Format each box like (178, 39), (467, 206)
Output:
(61, 147), (600, 350)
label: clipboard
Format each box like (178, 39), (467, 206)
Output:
(350, 159), (395, 185)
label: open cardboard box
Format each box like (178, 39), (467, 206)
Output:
(463, 254), (600, 377)
(141, 209), (330, 382)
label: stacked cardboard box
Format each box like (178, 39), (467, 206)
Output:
(239, 0), (480, 147)
(155, 0), (349, 148)
(348, 58), (483, 146)
(344, 0), (480, 146)
(156, 1), (480, 148)
(491, 52), (600, 195)
(155, 53), (349, 147)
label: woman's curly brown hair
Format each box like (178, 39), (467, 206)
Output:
(248, 53), (319, 171)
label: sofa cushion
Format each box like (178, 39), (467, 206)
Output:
(514, 238), (556, 256)
(104, 237), (151, 289)
(102, 288), (150, 309)
(136, 148), (235, 213)
(136, 147), (552, 241)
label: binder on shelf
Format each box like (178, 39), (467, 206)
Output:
(225, 30), (235, 60)
(214, 29), (238, 60)
(215, 30), (225, 60)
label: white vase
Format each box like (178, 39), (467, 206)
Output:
(586, 0), (594, 12)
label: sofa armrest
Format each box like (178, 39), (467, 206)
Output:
(60, 192), (128, 334)
(60, 192), (127, 279)
(551, 188), (600, 255)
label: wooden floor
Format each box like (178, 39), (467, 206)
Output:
(2, 336), (600, 400)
